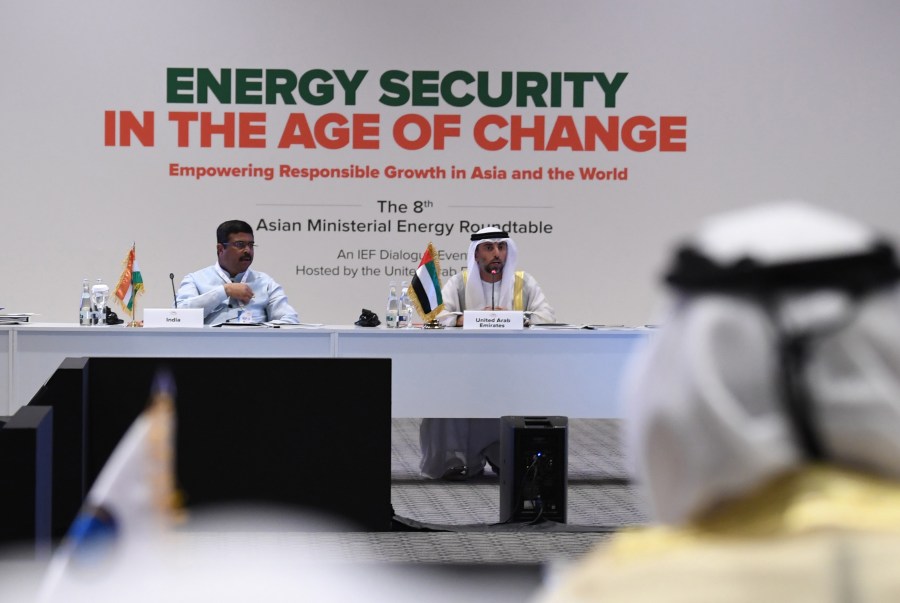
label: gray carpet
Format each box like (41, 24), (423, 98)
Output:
(386, 418), (648, 565)
(169, 419), (648, 568)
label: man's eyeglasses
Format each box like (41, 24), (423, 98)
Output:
(222, 241), (257, 250)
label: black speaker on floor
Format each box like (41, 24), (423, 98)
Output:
(499, 416), (567, 524)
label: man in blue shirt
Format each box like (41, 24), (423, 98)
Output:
(176, 220), (299, 325)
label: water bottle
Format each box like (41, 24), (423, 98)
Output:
(79, 279), (92, 326)
(386, 281), (399, 328)
(399, 281), (412, 328)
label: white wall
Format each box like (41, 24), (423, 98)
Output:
(3, 1), (900, 325)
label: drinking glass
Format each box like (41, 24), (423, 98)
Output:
(91, 280), (110, 325)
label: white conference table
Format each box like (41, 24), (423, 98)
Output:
(2, 323), (650, 418)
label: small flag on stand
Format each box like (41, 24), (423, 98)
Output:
(114, 244), (145, 318)
(408, 243), (444, 322)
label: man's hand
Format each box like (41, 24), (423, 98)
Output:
(225, 283), (254, 303)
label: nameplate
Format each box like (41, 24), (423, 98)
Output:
(143, 308), (204, 328)
(463, 310), (524, 330)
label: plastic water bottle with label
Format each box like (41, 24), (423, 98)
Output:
(386, 281), (399, 328)
(79, 279), (92, 326)
(398, 281), (412, 328)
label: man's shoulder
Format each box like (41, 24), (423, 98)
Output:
(510, 269), (534, 282)
(186, 264), (219, 278)
(445, 271), (466, 285)
(516, 271), (547, 293)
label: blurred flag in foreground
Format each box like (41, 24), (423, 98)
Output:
(407, 243), (444, 322)
(38, 373), (182, 602)
(114, 244), (144, 317)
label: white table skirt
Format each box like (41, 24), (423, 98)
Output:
(2, 323), (649, 418)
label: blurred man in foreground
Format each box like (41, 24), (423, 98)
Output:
(539, 201), (900, 602)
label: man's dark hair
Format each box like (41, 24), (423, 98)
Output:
(216, 220), (253, 244)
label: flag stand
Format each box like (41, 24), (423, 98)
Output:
(422, 319), (444, 329)
(127, 295), (141, 328)
(127, 250), (141, 327)
(117, 242), (143, 327)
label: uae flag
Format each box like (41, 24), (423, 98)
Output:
(114, 244), (145, 317)
(408, 243), (444, 322)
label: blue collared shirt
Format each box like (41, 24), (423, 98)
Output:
(175, 264), (299, 325)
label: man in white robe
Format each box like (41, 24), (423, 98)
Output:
(421, 227), (555, 480)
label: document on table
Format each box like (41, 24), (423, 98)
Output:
(0, 312), (37, 324)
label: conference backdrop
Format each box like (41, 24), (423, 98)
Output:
(3, 1), (900, 325)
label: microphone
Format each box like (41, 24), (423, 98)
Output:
(490, 269), (497, 310)
(169, 273), (178, 307)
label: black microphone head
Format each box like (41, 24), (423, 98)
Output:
(169, 273), (175, 280)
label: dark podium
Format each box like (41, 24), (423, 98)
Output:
(88, 357), (393, 531)
(3, 356), (393, 548)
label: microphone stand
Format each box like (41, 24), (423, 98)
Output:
(169, 273), (178, 308)
(490, 269), (497, 309)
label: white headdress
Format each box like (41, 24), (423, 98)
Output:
(624, 201), (900, 524)
(465, 227), (519, 311)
